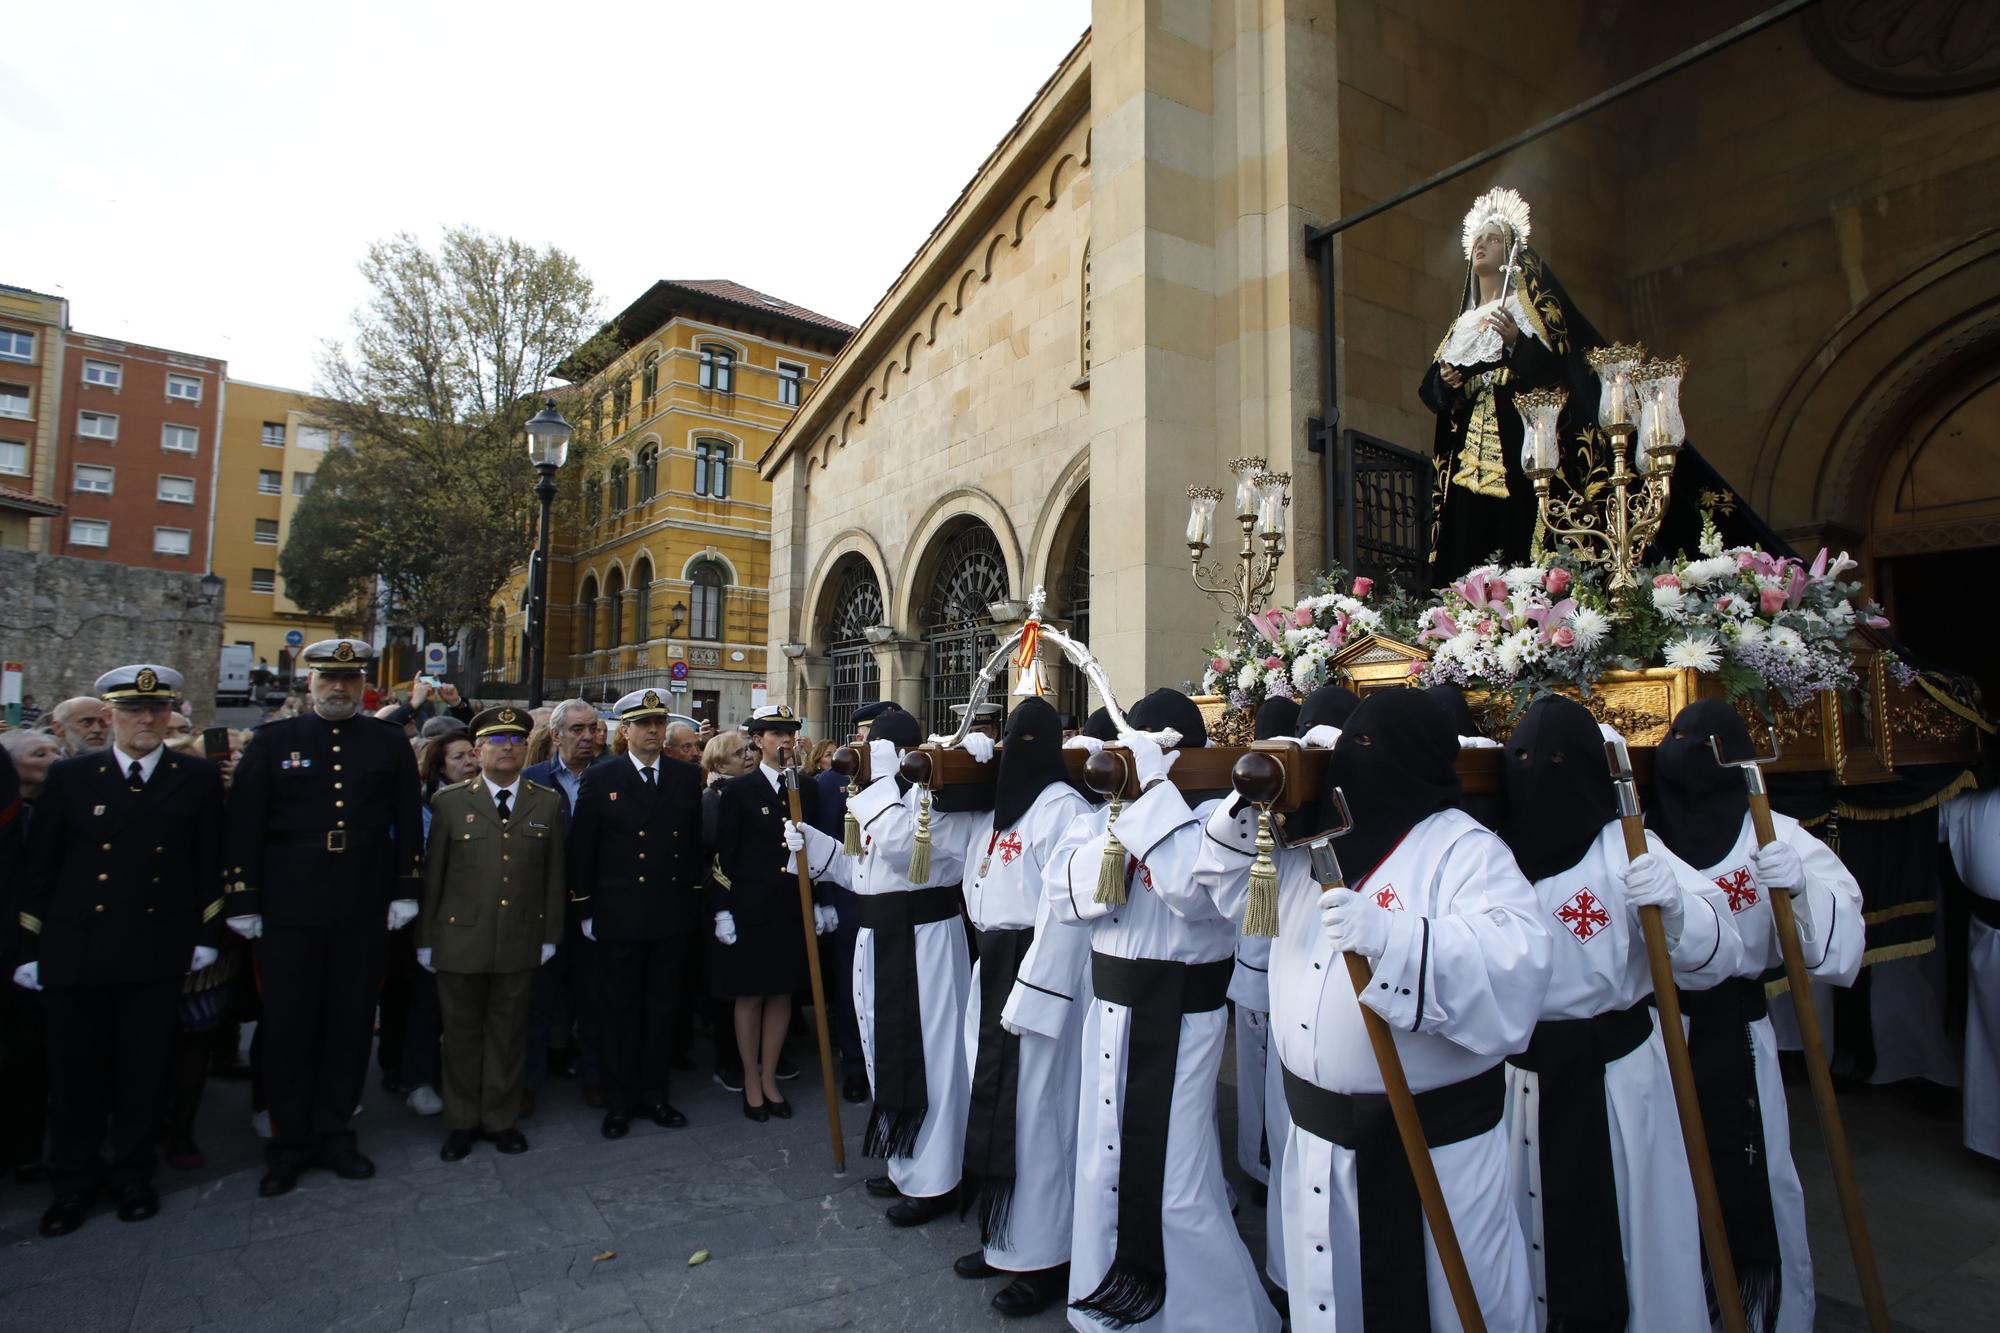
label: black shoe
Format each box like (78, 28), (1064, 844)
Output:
(258, 1165), (299, 1198)
(954, 1250), (1000, 1279)
(992, 1265), (1068, 1318)
(714, 1066), (745, 1093)
(548, 1050), (579, 1080)
(766, 1096), (792, 1120)
(842, 1074), (870, 1104)
(601, 1112), (631, 1140)
(774, 1055), (799, 1081)
(440, 1129), (477, 1162)
(864, 1174), (901, 1199)
(649, 1103), (687, 1130)
(488, 1128), (529, 1155)
(114, 1183), (159, 1223)
(742, 1093), (769, 1123)
(886, 1192), (955, 1227)
(319, 1144), (376, 1180)
(39, 1194), (91, 1238)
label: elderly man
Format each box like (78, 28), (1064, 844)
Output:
(49, 697), (111, 756)
(14, 665), (225, 1237)
(521, 698), (604, 1107)
(223, 639), (423, 1197)
(666, 721), (703, 766)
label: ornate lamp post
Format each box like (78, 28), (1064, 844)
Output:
(522, 398), (573, 708)
(1186, 457), (1291, 632)
(1520, 345), (1688, 588)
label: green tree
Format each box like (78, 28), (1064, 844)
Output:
(282, 227), (614, 642)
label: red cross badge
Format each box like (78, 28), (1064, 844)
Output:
(1715, 866), (1759, 914)
(1556, 888), (1611, 942)
(1125, 856), (1154, 892)
(996, 832), (1024, 865)
(1372, 884), (1404, 912)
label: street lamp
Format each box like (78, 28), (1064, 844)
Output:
(523, 398), (573, 708)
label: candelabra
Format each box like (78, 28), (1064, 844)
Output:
(1518, 345), (1688, 589)
(1185, 458), (1291, 630)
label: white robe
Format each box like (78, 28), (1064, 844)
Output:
(1506, 822), (1742, 1333)
(935, 784), (1095, 1272)
(1047, 783), (1279, 1333)
(801, 775), (970, 1199)
(1186, 797), (1551, 1333)
(1942, 788), (2000, 1159)
(1229, 930), (1292, 1289)
(1685, 811), (1863, 1333)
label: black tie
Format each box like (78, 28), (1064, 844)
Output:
(643, 767), (656, 788)
(496, 789), (511, 823)
(127, 760), (144, 787)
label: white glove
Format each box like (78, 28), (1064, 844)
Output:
(1751, 840), (1804, 896)
(1458, 735), (1501, 749)
(227, 914), (264, 940)
(715, 911), (738, 945)
(581, 917), (596, 942)
(11, 962), (40, 992)
(782, 820), (806, 853)
(1000, 1016), (1026, 1037)
(867, 738), (900, 782)
(1302, 724), (1342, 750)
(1120, 731), (1178, 788)
(1062, 735), (1104, 754)
(540, 942), (557, 965)
(416, 947), (436, 973)
(960, 732), (996, 764)
(1318, 888), (1392, 958)
(190, 946), (218, 974)
(386, 899), (419, 931)
(814, 903), (838, 936)
(1622, 852), (1685, 944)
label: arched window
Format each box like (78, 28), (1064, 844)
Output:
(608, 460), (629, 512)
(605, 567), (625, 647)
(688, 558), (727, 641)
(632, 557), (653, 643)
(641, 351), (659, 405)
(695, 439), (731, 499)
(636, 443), (659, 502)
(578, 574), (599, 657)
(922, 524), (1009, 734)
(584, 473), (601, 524)
(612, 376), (631, 428)
(699, 344), (734, 393)
(827, 561), (883, 742)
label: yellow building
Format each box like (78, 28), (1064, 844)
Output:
(0, 284), (70, 551)
(489, 280), (850, 728)
(214, 380), (339, 674)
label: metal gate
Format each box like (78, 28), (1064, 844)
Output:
(923, 526), (1009, 736)
(826, 562), (882, 742)
(1337, 429), (1434, 592)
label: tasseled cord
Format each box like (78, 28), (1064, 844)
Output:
(1095, 797), (1128, 906)
(908, 787), (934, 883)
(1242, 804), (1280, 938)
(842, 778), (862, 855)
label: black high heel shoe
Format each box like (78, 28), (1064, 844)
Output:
(765, 1094), (793, 1120)
(742, 1091), (770, 1123)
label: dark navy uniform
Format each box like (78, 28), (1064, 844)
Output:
(16, 664), (223, 1232)
(224, 640), (422, 1180)
(569, 689), (703, 1126)
(708, 767), (821, 996)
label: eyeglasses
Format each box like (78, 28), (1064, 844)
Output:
(481, 736), (527, 748)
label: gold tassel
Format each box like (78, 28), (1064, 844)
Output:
(908, 788), (934, 883)
(1095, 798), (1128, 906)
(1242, 805), (1280, 938)
(842, 781), (862, 855)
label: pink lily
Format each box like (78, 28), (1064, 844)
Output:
(1785, 566), (1808, 610)
(1809, 548), (1828, 579)
(1865, 614), (1890, 629)
(1424, 608), (1461, 642)
(1248, 614), (1282, 647)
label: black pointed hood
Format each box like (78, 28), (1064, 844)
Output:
(1648, 699), (1752, 871)
(1327, 689), (1461, 882)
(1499, 694), (1618, 881)
(1253, 696), (1302, 741)
(992, 698), (1069, 832)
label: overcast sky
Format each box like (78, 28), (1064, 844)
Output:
(2, 1), (1089, 390)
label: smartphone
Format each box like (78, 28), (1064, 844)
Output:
(202, 726), (231, 760)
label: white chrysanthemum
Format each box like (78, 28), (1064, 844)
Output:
(1567, 606), (1610, 651)
(1237, 663), (1258, 691)
(1733, 618), (1766, 645)
(1682, 555), (1737, 586)
(1767, 625), (1806, 655)
(1502, 566), (1544, 589)
(1652, 585), (1686, 617)
(1664, 633), (1723, 672)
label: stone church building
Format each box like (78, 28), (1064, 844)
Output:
(760, 0), (2000, 737)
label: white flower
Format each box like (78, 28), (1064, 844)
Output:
(1767, 625), (1805, 656)
(1502, 566), (1544, 590)
(1291, 654), (1325, 692)
(1664, 633), (1723, 672)
(1567, 606), (1610, 651)
(1237, 664), (1257, 691)
(1682, 555), (1737, 587)
(1699, 526), (1725, 558)
(1652, 585), (1686, 617)
(1733, 618), (1766, 645)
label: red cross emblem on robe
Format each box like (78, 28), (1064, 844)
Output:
(1556, 888), (1611, 941)
(1126, 856), (1154, 892)
(1372, 884), (1404, 912)
(996, 832), (1024, 865)
(1715, 866), (1759, 914)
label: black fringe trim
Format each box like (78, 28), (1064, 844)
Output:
(1070, 1257), (1165, 1328)
(1706, 1259), (1784, 1333)
(862, 1104), (926, 1160)
(959, 1170), (1016, 1252)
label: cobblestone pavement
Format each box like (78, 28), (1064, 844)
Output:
(0, 1024), (1989, 1330)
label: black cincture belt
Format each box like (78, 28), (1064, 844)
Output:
(1681, 975), (1784, 1327)
(857, 884), (963, 1163)
(1071, 953), (1232, 1327)
(1282, 1063), (1504, 1333)
(962, 925), (1034, 1250)
(854, 884), (961, 931)
(1507, 999), (1657, 1333)
(1968, 893), (2000, 930)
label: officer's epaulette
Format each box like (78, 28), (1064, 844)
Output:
(522, 778), (556, 796)
(436, 779), (478, 795)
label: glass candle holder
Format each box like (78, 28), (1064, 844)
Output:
(1586, 343), (1647, 430)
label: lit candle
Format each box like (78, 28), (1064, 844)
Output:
(1235, 469), (1261, 520)
(1652, 388), (1665, 450)
(1612, 371), (1629, 426)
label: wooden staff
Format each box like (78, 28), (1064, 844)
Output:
(1708, 732), (1889, 1331)
(783, 765), (846, 1175)
(1603, 737), (1746, 1333)
(1232, 753), (1487, 1333)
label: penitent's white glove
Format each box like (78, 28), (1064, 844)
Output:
(814, 903), (838, 936)
(1751, 840), (1804, 896)
(581, 918), (595, 942)
(960, 732), (996, 764)
(540, 942), (557, 965)
(416, 947), (436, 973)
(1062, 735), (1104, 754)
(11, 962), (40, 992)
(1318, 888), (1391, 958)
(190, 946), (218, 974)
(1120, 732), (1178, 788)
(386, 899), (419, 931)
(867, 739), (900, 782)
(715, 911), (738, 945)
(782, 820), (806, 853)
(1302, 725), (1342, 750)
(227, 914), (264, 940)
(1622, 852), (1685, 945)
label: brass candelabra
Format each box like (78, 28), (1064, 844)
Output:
(1186, 458), (1291, 629)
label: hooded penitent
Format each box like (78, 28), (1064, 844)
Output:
(1298, 684), (1361, 732)
(1422, 683), (1482, 740)
(1327, 689), (1462, 885)
(992, 697), (1069, 833)
(1079, 706), (1117, 742)
(1650, 699), (1783, 1330)
(1125, 687), (1208, 749)
(1498, 694), (1618, 883)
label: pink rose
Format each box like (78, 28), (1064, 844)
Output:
(1264, 656), (1283, 671)
(1543, 567), (1571, 596)
(1653, 573), (1681, 591)
(1865, 614), (1890, 630)
(1295, 606), (1315, 628)
(1551, 626), (1576, 648)
(1759, 586), (1785, 616)
(1352, 577), (1374, 598)
(1210, 657), (1229, 674)
(1715, 595), (1734, 612)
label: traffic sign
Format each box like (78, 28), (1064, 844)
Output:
(284, 629), (304, 648)
(423, 642), (448, 671)
(670, 660), (689, 682)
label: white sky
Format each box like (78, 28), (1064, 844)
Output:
(2, 0), (1090, 390)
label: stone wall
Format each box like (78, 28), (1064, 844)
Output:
(0, 550), (226, 720)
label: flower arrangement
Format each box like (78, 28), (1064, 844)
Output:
(1413, 556), (1618, 695)
(1199, 572), (1392, 710)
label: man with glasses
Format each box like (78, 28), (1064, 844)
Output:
(418, 708), (565, 1161)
